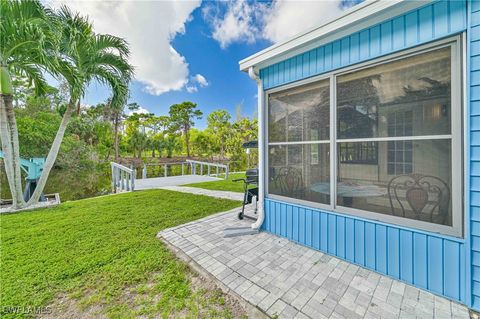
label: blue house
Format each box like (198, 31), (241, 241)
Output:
(240, 0), (480, 311)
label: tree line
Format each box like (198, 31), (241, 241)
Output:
(117, 102), (257, 164)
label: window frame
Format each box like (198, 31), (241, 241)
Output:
(265, 35), (464, 238)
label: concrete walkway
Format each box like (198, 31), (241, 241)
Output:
(158, 207), (470, 319)
(158, 186), (244, 201)
(135, 175), (220, 190)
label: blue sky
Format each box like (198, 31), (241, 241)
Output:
(127, 9), (271, 128)
(84, 7), (270, 128)
(57, 1), (358, 129)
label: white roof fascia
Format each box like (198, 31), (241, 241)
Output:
(239, 0), (433, 72)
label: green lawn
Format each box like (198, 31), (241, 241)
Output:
(183, 173), (246, 193)
(1, 190), (242, 319)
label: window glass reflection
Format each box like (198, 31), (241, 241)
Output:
(337, 140), (452, 226)
(266, 44), (458, 233)
(269, 80), (330, 142)
(337, 47), (451, 139)
(269, 144), (330, 205)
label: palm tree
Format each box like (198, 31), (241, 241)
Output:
(0, 0), (58, 208)
(164, 134), (181, 158)
(26, 6), (133, 205)
(97, 97), (124, 161)
(128, 131), (148, 158)
(0, 1), (133, 209)
(149, 133), (165, 158)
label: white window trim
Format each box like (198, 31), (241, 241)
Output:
(269, 140), (330, 145)
(265, 35), (464, 238)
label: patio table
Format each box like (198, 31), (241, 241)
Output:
(311, 181), (387, 206)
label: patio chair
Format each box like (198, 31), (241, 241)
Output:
(274, 167), (305, 198)
(387, 173), (450, 224)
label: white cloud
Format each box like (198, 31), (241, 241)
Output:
(47, 0), (201, 95)
(202, 0), (268, 49)
(193, 74), (209, 87)
(203, 0), (348, 47)
(185, 73), (209, 94)
(186, 85), (198, 93)
(263, 1), (344, 43)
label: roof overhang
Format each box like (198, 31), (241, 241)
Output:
(239, 0), (433, 72)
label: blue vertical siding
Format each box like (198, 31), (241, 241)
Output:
(470, 0), (480, 310)
(262, 198), (466, 303)
(261, 0), (467, 90)
(257, 0), (470, 306)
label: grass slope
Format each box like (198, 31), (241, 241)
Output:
(1, 190), (241, 318)
(183, 173), (246, 193)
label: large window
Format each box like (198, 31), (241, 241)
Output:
(267, 39), (462, 236)
(268, 80), (330, 205)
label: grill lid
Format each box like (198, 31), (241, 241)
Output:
(245, 168), (258, 183)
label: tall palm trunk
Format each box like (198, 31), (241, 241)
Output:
(0, 95), (22, 207)
(27, 100), (75, 205)
(220, 142), (225, 160)
(114, 115), (119, 161)
(5, 94), (24, 205)
(0, 94), (26, 208)
(185, 125), (190, 158)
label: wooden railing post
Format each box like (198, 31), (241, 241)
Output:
(164, 164), (167, 177)
(111, 165), (116, 193)
(142, 164), (147, 179)
(207, 165), (211, 176)
(116, 168), (120, 189)
(181, 163), (185, 175)
(119, 170), (122, 191)
(132, 169), (136, 190)
(111, 162), (135, 193)
(225, 164), (229, 180)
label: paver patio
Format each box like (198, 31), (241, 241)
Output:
(158, 206), (471, 319)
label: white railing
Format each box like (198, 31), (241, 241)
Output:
(186, 159), (229, 179)
(142, 162), (191, 179)
(111, 162), (136, 193)
(139, 160), (229, 180)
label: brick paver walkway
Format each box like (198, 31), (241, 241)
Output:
(158, 207), (470, 319)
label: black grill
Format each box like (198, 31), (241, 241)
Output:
(245, 168), (258, 184)
(233, 168), (258, 220)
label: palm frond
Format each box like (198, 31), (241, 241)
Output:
(94, 34), (130, 58)
(11, 63), (49, 96)
(92, 66), (129, 107)
(55, 58), (83, 100)
(0, 0), (59, 96)
(94, 52), (134, 81)
(2, 0), (134, 106)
